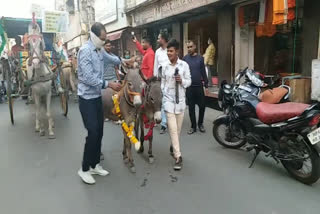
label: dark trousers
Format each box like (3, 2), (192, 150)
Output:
(186, 86), (206, 130)
(79, 96), (104, 171)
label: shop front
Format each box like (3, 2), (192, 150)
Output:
(126, 0), (233, 89)
(234, 0), (304, 76)
(234, 0), (315, 103)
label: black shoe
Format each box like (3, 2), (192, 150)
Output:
(170, 145), (174, 157)
(160, 126), (167, 134)
(187, 128), (196, 135)
(174, 157), (183, 170)
(100, 152), (104, 161)
(198, 125), (206, 133)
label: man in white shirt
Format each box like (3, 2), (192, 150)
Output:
(154, 32), (170, 134)
(161, 39), (191, 170)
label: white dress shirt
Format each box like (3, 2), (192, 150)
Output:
(154, 47), (169, 77)
(161, 59), (192, 114)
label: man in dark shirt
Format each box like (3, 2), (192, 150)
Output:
(183, 40), (209, 134)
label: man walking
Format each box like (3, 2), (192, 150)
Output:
(154, 33), (170, 134)
(161, 39), (191, 170)
(132, 36), (154, 79)
(183, 40), (209, 134)
(103, 39), (121, 82)
(77, 22), (121, 184)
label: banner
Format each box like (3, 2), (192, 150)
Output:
(0, 23), (6, 55)
(42, 11), (69, 33)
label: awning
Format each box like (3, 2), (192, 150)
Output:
(107, 29), (124, 41)
(2, 17), (42, 38)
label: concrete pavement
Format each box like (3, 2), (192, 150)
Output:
(1, 98), (320, 214)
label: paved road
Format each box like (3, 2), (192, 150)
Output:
(1, 98), (320, 214)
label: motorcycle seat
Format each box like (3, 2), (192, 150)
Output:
(256, 102), (310, 124)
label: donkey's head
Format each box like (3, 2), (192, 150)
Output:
(144, 76), (162, 123)
(124, 69), (144, 107)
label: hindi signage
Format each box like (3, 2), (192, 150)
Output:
(131, 0), (220, 26)
(42, 10), (69, 33)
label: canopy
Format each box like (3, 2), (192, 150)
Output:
(1, 17), (54, 51)
(107, 29), (125, 41)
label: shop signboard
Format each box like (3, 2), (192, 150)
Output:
(42, 10), (69, 33)
(132, 0), (220, 26)
(160, 0), (219, 19)
(95, 0), (118, 24)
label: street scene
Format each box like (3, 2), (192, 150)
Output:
(1, 0), (320, 213)
(2, 100), (320, 214)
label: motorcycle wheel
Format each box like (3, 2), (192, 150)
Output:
(281, 139), (320, 185)
(213, 117), (246, 149)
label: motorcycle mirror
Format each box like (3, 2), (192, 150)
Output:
(224, 84), (231, 90)
(223, 88), (231, 95)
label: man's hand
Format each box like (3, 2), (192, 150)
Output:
(109, 82), (122, 92)
(204, 87), (209, 96)
(132, 36), (137, 43)
(175, 74), (182, 83)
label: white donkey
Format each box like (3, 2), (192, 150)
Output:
(26, 32), (55, 139)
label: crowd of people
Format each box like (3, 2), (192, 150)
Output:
(71, 22), (215, 185)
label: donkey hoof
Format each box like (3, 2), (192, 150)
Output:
(149, 157), (154, 164)
(123, 158), (129, 164)
(130, 166), (136, 173)
(134, 141), (141, 151)
(137, 146), (144, 154)
(39, 131), (45, 137)
(35, 127), (40, 132)
(48, 134), (56, 139)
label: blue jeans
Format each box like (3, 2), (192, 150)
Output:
(56, 71), (61, 86)
(161, 105), (167, 128)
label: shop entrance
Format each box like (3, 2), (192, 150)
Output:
(235, 0), (304, 76)
(187, 15), (218, 57)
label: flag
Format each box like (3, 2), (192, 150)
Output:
(0, 23), (6, 55)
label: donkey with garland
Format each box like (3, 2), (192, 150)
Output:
(135, 69), (163, 164)
(102, 66), (144, 173)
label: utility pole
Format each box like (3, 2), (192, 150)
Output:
(80, 0), (95, 34)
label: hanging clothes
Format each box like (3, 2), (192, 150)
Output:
(273, 0), (288, 14)
(287, 0), (296, 21)
(239, 7), (245, 27)
(259, 0), (267, 24)
(256, 0), (276, 37)
(273, 0), (288, 25)
(287, 8), (295, 21)
(288, 0), (296, 8)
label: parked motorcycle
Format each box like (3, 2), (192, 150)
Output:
(213, 68), (320, 185)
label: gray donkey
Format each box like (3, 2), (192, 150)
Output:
(135, 76), (162, 164)
(102, 68), (144, 173)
